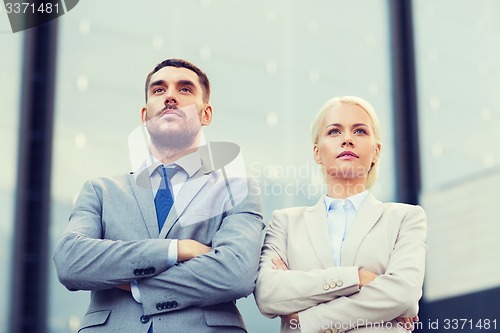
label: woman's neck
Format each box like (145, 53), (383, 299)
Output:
(326, 178), (366, 199)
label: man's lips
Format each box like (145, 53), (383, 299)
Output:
(158, 108), (181, 117)
(337, 151), (359, 159)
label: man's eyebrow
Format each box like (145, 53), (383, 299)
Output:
(149, 79), (166, 89)
(149, 79), (197, 89)
(177, 80), (196, 88)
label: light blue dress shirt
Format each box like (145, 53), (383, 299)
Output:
(323, 190), (369, 266)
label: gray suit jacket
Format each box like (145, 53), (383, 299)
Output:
(255, 193), (427, 333)
(54, 154), (264, 333)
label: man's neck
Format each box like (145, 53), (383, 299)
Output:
(150, 144), (199, 165)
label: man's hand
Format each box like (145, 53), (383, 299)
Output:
(358, 268), (378, 288)
(396, 315), (419, 331)
(177, 239), (211, 262)
(116, 284), (131, 292)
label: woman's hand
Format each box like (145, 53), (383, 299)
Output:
(272, 256), (288, 271)
(396, 315), (419, 331)
(281, 312), (299, 325)
(358, 268), (378, 288)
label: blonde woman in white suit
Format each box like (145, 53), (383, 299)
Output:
(255, 96), (427, 333)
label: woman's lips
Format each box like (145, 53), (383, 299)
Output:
(337, 151), (359, 159)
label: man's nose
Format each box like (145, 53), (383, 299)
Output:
(164, 89), (177, 105)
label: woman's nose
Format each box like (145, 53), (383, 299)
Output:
(342, 136), (354, 147)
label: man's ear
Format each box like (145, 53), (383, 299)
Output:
(313, 144), (322, 165)
(201, 104), (213, 126)
(141, 106), (148, 124)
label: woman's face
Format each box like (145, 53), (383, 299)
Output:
(314, 103), (381, 184)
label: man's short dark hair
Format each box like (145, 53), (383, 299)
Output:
(144, 58), (211, 103)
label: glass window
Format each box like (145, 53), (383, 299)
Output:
(414, 0), (500, 303)
(414, 0), (500, 190)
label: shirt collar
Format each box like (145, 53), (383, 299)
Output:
(323, 190), (369, 212)
(145, 151), (202, 178)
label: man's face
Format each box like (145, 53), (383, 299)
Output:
(141, 66), (212, 151)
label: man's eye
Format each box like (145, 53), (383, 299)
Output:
(153, 88), (165, 94)
(179, 87), (191, 93)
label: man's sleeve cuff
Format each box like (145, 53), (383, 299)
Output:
(167, 239), (178, 267)
(131, 280), (142, 303)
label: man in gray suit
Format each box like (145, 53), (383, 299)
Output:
(53, 58), (264, 332)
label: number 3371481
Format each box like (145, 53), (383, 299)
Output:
(5, 2), (60, 14)
(443, 319), (496, 330)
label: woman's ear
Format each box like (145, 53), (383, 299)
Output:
(313, 144), (322, 165)
(372, 143), (381, 165)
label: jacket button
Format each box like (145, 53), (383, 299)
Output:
(156, 303), (163, 310)
(172, 301), (178, 308)
(323, 283), (330, 290)
(134, 269), (142, 276)
(140, 315), (150, 324)
(336, 280), (343, 287)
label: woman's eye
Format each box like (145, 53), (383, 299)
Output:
(354, 128), (367, 134)
(328, 129), (340, 135)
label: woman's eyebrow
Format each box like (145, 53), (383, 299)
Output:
(325, 123), (369, 128)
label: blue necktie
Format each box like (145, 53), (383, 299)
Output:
(149, 166), (174, 333)
(154, 166), (174, 232)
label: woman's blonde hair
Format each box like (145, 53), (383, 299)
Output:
(310, 96), (382, 189)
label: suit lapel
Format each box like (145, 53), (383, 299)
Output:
(305, 198), (336, 269)
(341, 193), (383, 266)
(129, 169), (159, 239)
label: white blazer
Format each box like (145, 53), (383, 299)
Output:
(255, 193), (427, 333)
